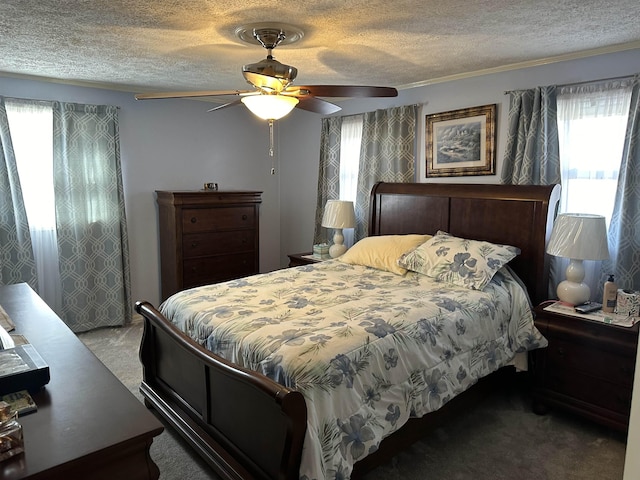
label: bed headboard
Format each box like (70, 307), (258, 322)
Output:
(368, 182), (561, 305)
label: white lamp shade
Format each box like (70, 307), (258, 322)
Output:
(546, 213), (610, 261)
(321, 200), (356, 229)
(241, 95), (299, 120)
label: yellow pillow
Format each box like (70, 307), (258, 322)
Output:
(337, 234), (432, 275)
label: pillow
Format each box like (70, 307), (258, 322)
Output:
(337, 234), (432, 275)
(398, 231), (520, 290)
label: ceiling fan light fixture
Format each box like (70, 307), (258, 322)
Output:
(241, 95), (299, 120)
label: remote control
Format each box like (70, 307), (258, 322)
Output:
(574, 302), (602, 314)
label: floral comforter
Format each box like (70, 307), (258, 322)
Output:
(160, 260), (547, 480)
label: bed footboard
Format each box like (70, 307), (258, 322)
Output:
(135, 301), (307, 480)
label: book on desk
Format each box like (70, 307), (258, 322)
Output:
(0, 326), (50, 396)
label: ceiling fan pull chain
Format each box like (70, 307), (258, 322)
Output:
(269, 119), (276, 175)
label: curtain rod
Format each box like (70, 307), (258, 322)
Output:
(503, 73), (637, 95)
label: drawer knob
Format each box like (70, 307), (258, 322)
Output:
(557, 347), (565, 357)
(190, 217), (197, 223)
(191, 241), (199, 248)
(242, 214), (248, 220)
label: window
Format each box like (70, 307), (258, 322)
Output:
(556, 80), (633, 294)
(557, 81), (632, 224)
(338, 114), (363, 247)
(338, 114), (363, 202)
(5, 100), (55, 229)
(5, 99), (61, 312)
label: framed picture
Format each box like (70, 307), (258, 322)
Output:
(425, 104), (496, 177)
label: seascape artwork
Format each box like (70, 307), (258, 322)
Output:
(435, 121), (482, 164)
(425, 104), (495, 178)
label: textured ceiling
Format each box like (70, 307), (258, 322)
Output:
(1, 0), (640, 97)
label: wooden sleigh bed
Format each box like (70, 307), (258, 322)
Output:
(136, 182), (560, 480)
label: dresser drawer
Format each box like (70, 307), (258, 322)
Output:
(182, 231), (256, 258)
(545, 367), (633, 415)
(183, 252), (257, 288)
(182, 207), (256, 233)
(547, 337), (635, 386)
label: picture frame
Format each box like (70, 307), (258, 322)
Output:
(425, 104), (496, 177)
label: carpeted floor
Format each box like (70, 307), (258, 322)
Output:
(78, 321), (627, 480)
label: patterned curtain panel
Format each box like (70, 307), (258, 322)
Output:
(500, 86), (561, 185)
(0, 98), (37, 289)
(53, 102), (132, 332)
(603, 76), (640, 293)
(354, 105), (417, 241)
(313, 116), (342, 245)
(501, 86), (562, 299)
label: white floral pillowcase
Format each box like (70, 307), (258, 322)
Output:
(397, 230), (521, 290)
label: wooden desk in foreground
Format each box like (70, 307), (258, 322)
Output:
(0, 283), (163, 480)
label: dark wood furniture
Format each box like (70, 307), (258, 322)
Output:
(156, 190), (262, 300)
(136, 182), (560, 480)
(287, 252), (323, 267)
(0, 283), (163, 480)
(531, 300), (639, 432)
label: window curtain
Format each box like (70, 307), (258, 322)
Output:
(354, 105), (417, 241)
(53, 102), (132, 332)
(0, 98), (37, 289)
(557, 80), (633, 299)
(500, 86), (561, 185)
(313, 116), (342, 245)
(500, 86), (561, 299)
(603, 75), (640, 294)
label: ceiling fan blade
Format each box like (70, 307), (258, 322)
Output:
(206, 99), (244, 113)
(295, 96), (342, 115)
(289, 85), (398, 98)
(135, 89), (254, 100)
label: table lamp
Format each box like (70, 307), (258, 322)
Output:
(321, 200), (356, 258)
(546, 213), (610, 305)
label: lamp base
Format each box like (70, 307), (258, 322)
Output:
(329, 243), (347, 258)
(556, 280), (590, 306)
(329, 229), (347, 258)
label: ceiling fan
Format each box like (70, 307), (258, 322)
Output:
(134, 22), (398, 120)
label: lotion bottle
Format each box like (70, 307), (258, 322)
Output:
(602, 274), (617, 313)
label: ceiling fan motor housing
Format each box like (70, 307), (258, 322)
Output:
(241, 26), (299, 91)
(242, 58), (298, 84)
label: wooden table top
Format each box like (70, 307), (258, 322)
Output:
(0, 283), (163, 479)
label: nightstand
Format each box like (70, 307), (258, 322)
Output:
(287, 252), (324, 267)
(531, 300), (639, 432)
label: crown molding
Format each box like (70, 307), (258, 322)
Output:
(397, 41), (640, 90)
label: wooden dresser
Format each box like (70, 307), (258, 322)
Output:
(531, 300), (639, 432)
(156, 190), (262, 300)
(0, 283), (163, 480)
